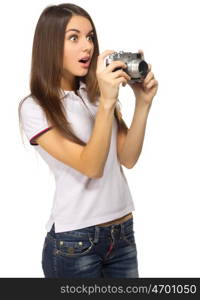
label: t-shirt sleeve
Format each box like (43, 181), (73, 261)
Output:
(20, 97), (53, 146)
(115, 99), (123, 121)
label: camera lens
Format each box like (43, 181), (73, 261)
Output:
(139, 61), (148, 77)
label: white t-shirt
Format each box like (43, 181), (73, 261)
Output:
(20, 81), (135, 233)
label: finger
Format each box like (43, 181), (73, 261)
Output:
(138, 49), (144, 59)
(110, 69), (131, 81)
(105, 60), (127, 73)
(97, 50), (115, 72)
(145, 79), (157, 89)
(143, 71), (154, 85)
(148, 63), (152, 71)
(114, 77), (128, 87)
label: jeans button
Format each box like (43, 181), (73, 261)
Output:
(67, 247), (74, 254)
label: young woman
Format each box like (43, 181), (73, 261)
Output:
(18, 3), (158, 278)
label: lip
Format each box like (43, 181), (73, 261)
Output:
(79, 56), (90, 61)
(78, 57), (91, 68)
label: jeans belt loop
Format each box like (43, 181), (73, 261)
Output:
(93, 226), (100, 244)
(120, 222), (125, 236)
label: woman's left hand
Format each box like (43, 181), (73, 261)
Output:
(127, 49), (159, 106)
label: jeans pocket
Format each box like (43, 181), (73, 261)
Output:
(122, 227), (136, 246)
(55, 235), (95, 257)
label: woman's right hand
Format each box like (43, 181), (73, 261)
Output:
(96, 50), (131, 108)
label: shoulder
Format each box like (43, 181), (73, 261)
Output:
(19, 95), (45, 118)
(20, 95), (40, 109)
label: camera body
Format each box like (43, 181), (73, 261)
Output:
(105, 51), (149, 83)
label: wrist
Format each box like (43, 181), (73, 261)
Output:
(99, 97), (116, 111)
(135, 99), (152, 110)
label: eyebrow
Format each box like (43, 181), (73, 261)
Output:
(65, 29), (94, 34)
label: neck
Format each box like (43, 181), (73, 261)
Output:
(61, 75), (78, 91)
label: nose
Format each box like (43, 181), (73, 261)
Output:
(81, 38), (93, 52)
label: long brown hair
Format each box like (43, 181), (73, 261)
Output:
(18, 3), (122, 146)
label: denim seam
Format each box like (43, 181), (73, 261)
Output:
(53, 238), (58, 277)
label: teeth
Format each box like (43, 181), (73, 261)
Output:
(79, 58), (89, 63)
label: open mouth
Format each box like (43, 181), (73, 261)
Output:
(79, 58), (89, 63)
(78, 57), (91, 68)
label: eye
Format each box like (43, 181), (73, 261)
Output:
(69, 35), (78, 41)
(87, 34), (94, 41)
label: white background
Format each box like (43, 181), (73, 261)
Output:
(0, 0), (200, 277)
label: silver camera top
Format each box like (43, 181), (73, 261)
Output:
(105, 51), (149, 83)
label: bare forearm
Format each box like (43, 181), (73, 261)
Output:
(81, 99), (115, 177)
(121, 103), (151, 168)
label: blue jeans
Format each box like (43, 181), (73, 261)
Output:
(42, 217), (139, 278)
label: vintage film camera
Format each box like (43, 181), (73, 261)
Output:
(105, 51), (149, 83)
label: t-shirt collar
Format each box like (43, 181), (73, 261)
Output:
(62, 80), (86, 96)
